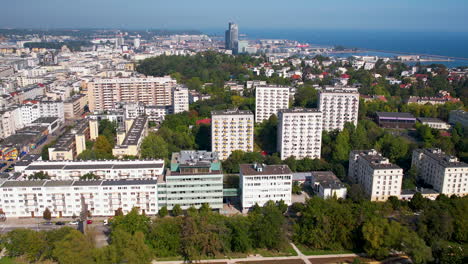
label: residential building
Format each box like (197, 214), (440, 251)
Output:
(277, 108), (322, 160)
(348, 149), (403, 201)
(375, 112), (416, 129)
(48, 119), (90, 160)
(63, 94), (87, 119)
(87, 77), (177, 112)
(417, 117), (451, 130)
(240, 163), (292, 212)
(318, 87), (359, 131)
(255, 85), (290, 123)
(412, 148), (467, 196)
(0, 179), (158, 218)
(449, 110), (468, 127)
(20, 99), (65, 125)
(310, 171), (347, 199)
(112, 116), (148, 158)
(21, 159), (165, 180)
(211, 109), (254, 160)
(160, 151), (223, 210)
(172, 86), (189, 114)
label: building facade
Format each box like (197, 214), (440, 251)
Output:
(87, 77), (177, 112)
(225, 22), (239, 53)
(172, 86), (189, 114)
(240, 163), (292, 212)
(255, 85), (290, 123)
(310, 171), (347, 199)
(159, 151), (223, 210)
(348, 149), (403, 201)
(412, 148), (467, 196)
(318, 87), (359, 131)
(211, 109), (254, 160)
(277, 108), (323, 160)
(20, 159), (165, 180)
(0, 179), (158, 218)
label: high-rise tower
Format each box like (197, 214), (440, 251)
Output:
(225, 22), (239, 53)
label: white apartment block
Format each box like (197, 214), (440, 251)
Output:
(160, 151), (223, 210)
(240, 163), (292, 212)
(0, 107), (22, 139)
(348, 149), (403, 201)
(255, 85), (290, 123)
(412, 148), (467, 196)
(277, 108), (322, 160)
(0, 179), (158, 218)
(20, 159), (165, 180)
(172, 86), (189, 114)
(87, 77), (177, 112)
(20, 100), (65, 125)
(211, 109), (254, 160)
(318, 87), (359, 131)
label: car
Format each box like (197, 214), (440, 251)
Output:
(43, 221), (53, 225)
(86, 220), (93, 224)
(69, 221), (79, 225)
(7, 159), (15, 162)
(55, 221), (65, 225)
(0, 163), (7, 168)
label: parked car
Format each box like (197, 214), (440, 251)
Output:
(55, 221), (65, 225)
(86, 220), (93, 224)
(43, 222), (53, 225)
(69, 221), (79, 225)
(0, 163), (7, 168)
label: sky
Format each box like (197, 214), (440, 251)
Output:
(1, 0), (468, 32)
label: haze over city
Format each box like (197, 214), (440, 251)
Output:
(1, 0), (468, 32)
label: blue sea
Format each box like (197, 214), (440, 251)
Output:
(207, 29), (468, 67)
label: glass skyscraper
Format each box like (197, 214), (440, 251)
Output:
(225, 22), (239, 53)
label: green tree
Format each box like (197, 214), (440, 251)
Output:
(94, 135), (113, 159)
(158, 206), (169, 218)
(140, 133), (169, 159)
(52, 230), (95, 264)
(3, 229), (47, 262)
(147, 217), (183, 257)
(29, 171), (50, 180)
(172, 204), (183, 217)
(111, 207), (150, 235)
(43, 208), (52, 220)
(80, 173), (99, 180)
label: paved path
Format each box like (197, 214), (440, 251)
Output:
(290, 242), (311, 264)
(152, 250), (360, 264)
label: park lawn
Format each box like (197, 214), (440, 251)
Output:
(0, 258), (20, 264)
(253, 244), (298, 257)
(296, 244), (354, 256)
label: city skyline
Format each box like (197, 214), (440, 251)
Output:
(1, 0), (468, 32)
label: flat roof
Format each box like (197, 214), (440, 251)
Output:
(310, 171), (345, 189)
(211, 109), (253, 116)
(417, 117), (447, 123)
(121, 116), (147, 146)
(376, 112), (416, 119)
(25, 160), (164, 171)
(239, 163), (292, 176)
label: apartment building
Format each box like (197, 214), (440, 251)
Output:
(63, 93), (88, 119)
(0, 179), (158, 218)
(0, 107), (22, 139)
(172, 86), (189, 114)
(20, 159), (165, 180)
(160, 151), (223, 210)
(412, 148), (467, 196)
(240, 163), (292, 212)
(48, 119), (90, 160)
(255, 85), (290, 123)
(87, 77), (177, 111)
(318, 86), (359, 131)
(112, 116), (148, 158)
(211, 109), (254, 160)
(20, 99), (65, 125)
(277, 108), (322, 160)
(348, 149), (403, 201)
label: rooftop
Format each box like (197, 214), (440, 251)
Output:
(376, 112), (416, 119)
(417, 117), (447, 123)
(415, 148), (467, 168)
(310, 171), (345, 189)
(239, 163), (292, 176)
(351, 149), (402, 170)
(0, 179), (158, 188)
(279, 107), (321, 114)
(211, 109), (253, 116)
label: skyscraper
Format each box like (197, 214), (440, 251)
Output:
(225, 22), (239, 53)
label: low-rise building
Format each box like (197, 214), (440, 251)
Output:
(0, 179), (158, 218)
(112, 116), (148, 158)
(240, 163), (292, 212)
(348, 149), (403, 201)
(375, 112), (416, 129)
(412, 148), (467, 196)
(310, 171), (347, 199)
(20, 159), (165, 180)
(417, 117), (451, 130)
(160, 151), (223, 210)
(48, 119), (89, 160)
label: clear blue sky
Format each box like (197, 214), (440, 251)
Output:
(1, 0), (468, 32)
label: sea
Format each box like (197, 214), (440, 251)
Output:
(208, 29), (468, 68)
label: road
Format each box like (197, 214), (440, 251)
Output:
(0, 222), (76, 234)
